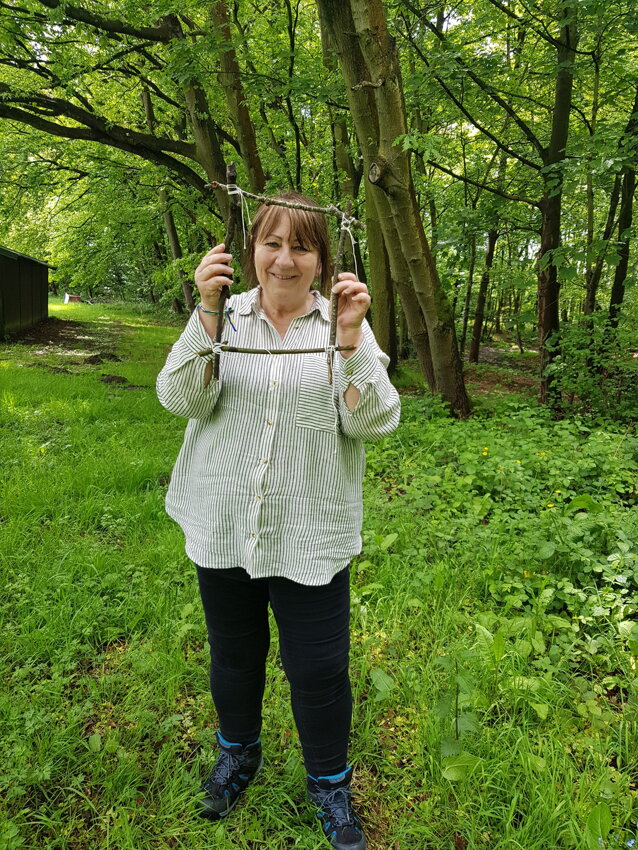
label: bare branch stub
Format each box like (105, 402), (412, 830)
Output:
(351, 78), (384, 91)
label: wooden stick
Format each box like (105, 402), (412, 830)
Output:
(327, 199), (352, 385)
(210, 163), (241, 384)
(207, 182), (365, 230)
(198, 345), (355, 356)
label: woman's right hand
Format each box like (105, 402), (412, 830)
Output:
(194, 243), (234, 310)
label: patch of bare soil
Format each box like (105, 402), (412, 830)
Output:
(6, 317), (147, 389)
(477, 344), (540, 374)
(464, 345), (540, 399)
(10, 316), (108, 353)
(465, 366), (538, 398)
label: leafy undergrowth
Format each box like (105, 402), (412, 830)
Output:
(1, 301), (637, 849)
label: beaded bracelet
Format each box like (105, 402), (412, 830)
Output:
(196, 304), (219, 315)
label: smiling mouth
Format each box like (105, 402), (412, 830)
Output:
(271, 273), (296, 280)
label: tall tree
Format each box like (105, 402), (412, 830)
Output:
(316, 0), (470, 416)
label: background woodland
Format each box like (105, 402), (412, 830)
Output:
(2, 0), (638, 416)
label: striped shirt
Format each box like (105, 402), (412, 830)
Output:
(156, 287), (400, 585)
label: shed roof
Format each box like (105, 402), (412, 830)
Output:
(0, 245), (54, 269)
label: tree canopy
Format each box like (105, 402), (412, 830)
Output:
(1, 0), (637, 416)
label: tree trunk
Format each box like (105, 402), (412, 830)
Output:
(460, 234), (476, 356)
(494, 292), (503, 335)
(585, 87), (638, 317)
(513, 291), (524, 353)
(159, 188), (196, 313)
(143, 87), (196, 312)
(366, 196), (397, 373)
(284, 0), (303, 191)
(318, 0), (434, 392)
(608, 167), (636, 329)
(164, 17), (229, 216)
(210, 0), (265, 193)
(584, 175), (621, 315)
(317, 0), (469, 416)
(537, 4), (578, 406)
(469, 229), (498, 363)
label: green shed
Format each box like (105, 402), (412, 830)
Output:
(0, 246), (51, 337)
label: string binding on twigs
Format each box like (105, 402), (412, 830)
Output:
(208, 181), (365, 230)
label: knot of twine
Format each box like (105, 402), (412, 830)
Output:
(226, 183), (252, 249)
(339, 212), (360, 282)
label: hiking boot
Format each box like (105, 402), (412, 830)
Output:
(196, 731), (263, 820)
(307, 766), (367, 850)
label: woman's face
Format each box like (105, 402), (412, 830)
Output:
(253, 213), (320, 300)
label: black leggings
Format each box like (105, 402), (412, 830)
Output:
(195, 565), (352, 777)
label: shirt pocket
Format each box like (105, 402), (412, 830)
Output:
(296, 354), (338, 432)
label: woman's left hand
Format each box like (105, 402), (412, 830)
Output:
(333, 273), (370, 349)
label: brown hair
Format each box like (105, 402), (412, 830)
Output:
(242, 191), (334, 296)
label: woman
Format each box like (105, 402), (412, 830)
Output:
(157, 193), (400, 850)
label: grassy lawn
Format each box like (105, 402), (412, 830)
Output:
(1, 299), (637, 849)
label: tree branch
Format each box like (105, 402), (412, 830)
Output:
(0, 84), (197, 159)
(427, 159), (540, 207)
(483, 0), (595, 57)
(0, 104), (210, 196)
(399, 24), (541, 171)
(33, 0), (174, 41)
(406, 12), (546, 158)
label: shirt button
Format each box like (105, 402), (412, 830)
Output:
(251, 533), (257, 539)
(255, 495), (262, 501)
(267, 419), (273, 425)
(272, 380), (279, 386)
(262, 458), (269, 464)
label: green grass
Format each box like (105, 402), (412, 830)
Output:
(1, 299), (637, 849)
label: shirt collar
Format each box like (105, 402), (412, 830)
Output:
(237, 287), (330, 322)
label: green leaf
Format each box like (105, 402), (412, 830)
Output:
(515, 639), (532, 658)
(440, 736), (462, 758)
(432, 655), (454, 672)
(537, 541), (556, 559)
(360, 583), (384, 596)
(434, 693), (453, 719)
(530, 703), (549, 720)
(370, 668), (394, 699)
(87, 733), (102, 752)
(457, 712), (480, 734)
(492, 629), (506, 664)
(379, 533), (398, 551)
(585, 802), (612, 849)
(442, 752), (481, 781)
(569, 495), (603, 514)
(531, 630), (546, 654)
(523, 753), (547, 772)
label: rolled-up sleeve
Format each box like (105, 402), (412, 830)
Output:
(156, 310), (222, 419)
(337, 321), (400, 440)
